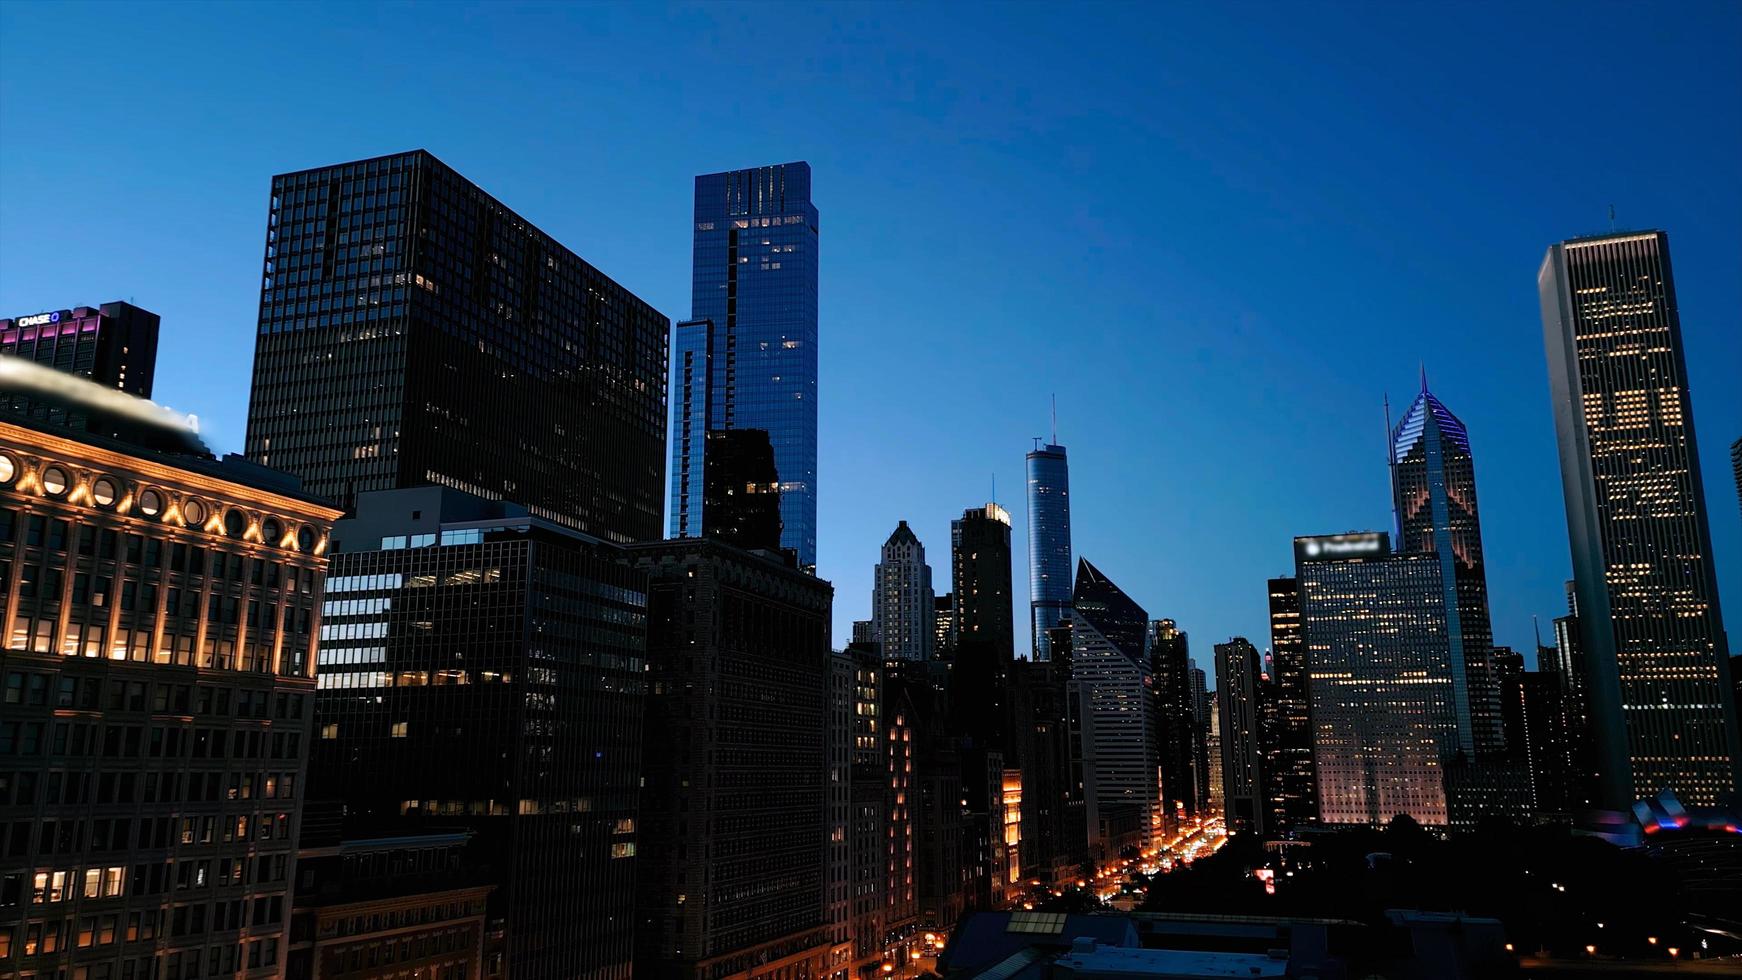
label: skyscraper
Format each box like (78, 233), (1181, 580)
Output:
(311, 487), (649, 980)
(1390, 380), (1504, 755)
(1070, 558), (1159, 854)
(872, 521), (935, 661)
(245, 150), (669, 541)
(1539, 230), (1738, 807)
(701, 428), (782, 553)
(1214, 638), (1266, 836)
(1296, 532), (1458, 827)
(1151, 618), (1199, 822)
(952, 502), (1015, 656)
(1263, 577), (1316, 830)
(1731, 436), (1741, 521)
(2, 302), (160, 437)
(669, 163), (820, 569)
(1025, 442), (1072, 660)
(631, 538), (833, 978)
(0, 414), (342, 979)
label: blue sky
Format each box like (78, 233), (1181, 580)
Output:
(3, 2), (1739, 666)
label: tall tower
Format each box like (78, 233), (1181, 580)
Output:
(952, 502), (1015, 656)
(1070, 559), (1159, 853)
(872, 521), (936, 661)
(1214, 638), (1266, 836)
(1539, 230), (1738, 807)
(1264, 577), (1317, 830)
(671, 163), (819, 569)
(1025, 442), (1073, 660)
(1390, 379), (1503, 756)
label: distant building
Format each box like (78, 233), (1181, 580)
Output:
(1540, 230), (1739, 806)
(1151, 619), (1199, 825)
(1205, 700), (1223, 816)
(0, 415), (342, 979)
(935, 593), (957, 657)
(1071, 559), (1160, 855)
(701, 428), (783, 553)
(851, 619), (875, 646)
(1262, 577), (1316, 831)
(1215, 638), (1265, 836)
(1389, 381), (1504, 755)
(245, 150), (669, 540)
(1296, 532), (1456, 827)
(670, 163), (820, 569)
(1732, 436), (1741, 521)
(630, 538), (833, 980)
(1025, 443), (1073, 660)
(312, 487), (648, 979)
(1189, 662), (1210, 808)
(952, 503), (1014, 657)
(2, 302), (160, 435)
(1009, 649), (1087, 883)
(872, 521), (936, 662)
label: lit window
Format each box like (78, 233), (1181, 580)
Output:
(390, 721), (408, 738)
(183, 498), (206, 526)
(41, 467), (68, 496)
(138, 489), (163, 517)
(0, 454), (14, 483)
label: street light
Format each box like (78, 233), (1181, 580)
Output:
(1585, 945), (1596, 956)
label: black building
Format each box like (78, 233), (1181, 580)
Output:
(1261, 577), (1316, 832)
(0, 415), (341, 979)
(1150, 618), (1198, 827)
(1214, 638), (1265, 836)
(951, 503), (1014, 658)
(1, 302), (161, 436)
(702, 428), (782, 553)
(628, 538), (834, 980)
(309, 486), (648, 980)
(1008, 649), (1086, 885)
(245, 150), (669, 542)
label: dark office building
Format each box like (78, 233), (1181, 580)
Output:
(1540, 230), (1738, 807)
(244, 150), (669, 541)
(1150, 619), (1198, 825)
(1214, 638), (1265, 836)
(1025, 443), (1073, 661)
(630, 538), (833, 980)
(890, 662), (968, 937)
(1071, 559), (1159, 855)
(1, 302), (161, 435)
(668, 163), (820, 570)
(310, 486), (648, 980)
(1262, 578), (1315, 832)
(1009, 649), (1087, 885)
(1390, 381), (1504, 756)
(951, 503), (1015, 658)
(701, 428), (782, 554)
(0, 414), (342, 979)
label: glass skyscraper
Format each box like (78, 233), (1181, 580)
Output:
(244, 150), (670, 543)
(669, 163), (819, 570)
(1025, 442), (1072, 660)
(1539, 230), (1738, 807)
(1070, 558), (1159, 853)
(1389, 380), (1503, 756)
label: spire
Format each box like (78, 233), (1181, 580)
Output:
(1050, 394), (1058, 446)
(1420, 361), (1428, 393)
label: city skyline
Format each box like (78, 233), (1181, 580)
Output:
(2, 3), (1739, 662)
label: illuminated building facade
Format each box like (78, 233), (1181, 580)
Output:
(1070, 559), (1159, 854)
(1025, 444), (1072, 661)
(872, 522), (935, 662)
(1389, 382), (1503, 755)
(2, 303), (160, 434)
(670, 163), (819, 570)
(1214, 638), (1265, 836)
(951, 503), (1014, 657)
(310, 486), (648, 980)
(1539, 230), (1738, 807)
(1262, 578), (1316, 831)
(630, 538), (833, 980)
(1296, 533), (1457, 827)
(245, 150), (669, 542)
(0, 415), (341, 979)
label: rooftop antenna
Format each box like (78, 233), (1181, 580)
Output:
(1384, 391), (1400, 543)
(1050, 394), (1058, 446)
(1419, 361), (1428, 393)
(1608, 204), (1616, 232)
(991, 471), (997, 507)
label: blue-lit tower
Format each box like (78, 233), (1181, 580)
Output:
(1026, 441), (1073, 660)
(1389, 376), (1502, 756)
(668, 163), (819, 570)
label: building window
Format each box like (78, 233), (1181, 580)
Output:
(183, 498), (206, 526)
(41, 467), (69, 496)
(390, 722), (408, 738)
(0, 454), (16, 484)
(138, 489), (163, 518)
(92, 478), (118, 507)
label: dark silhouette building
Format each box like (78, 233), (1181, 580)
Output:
(1150, 618), (1199, 828)
(701, 428), (782, 553)
(951, 503), (1015, 658)
(1214, 638), (1265, 836)
(1009, 647), (1087, 884)
(244, 150), (669, 542)
(1540, 230), (1738, 806)
(2, 302), (160, 432)
(629, 538), (833, 980)
(0, 415), (342, 979)
(310, 487), (648, 980)
(668, 163), (820, 570)
(1262, 577), (1316, 831)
